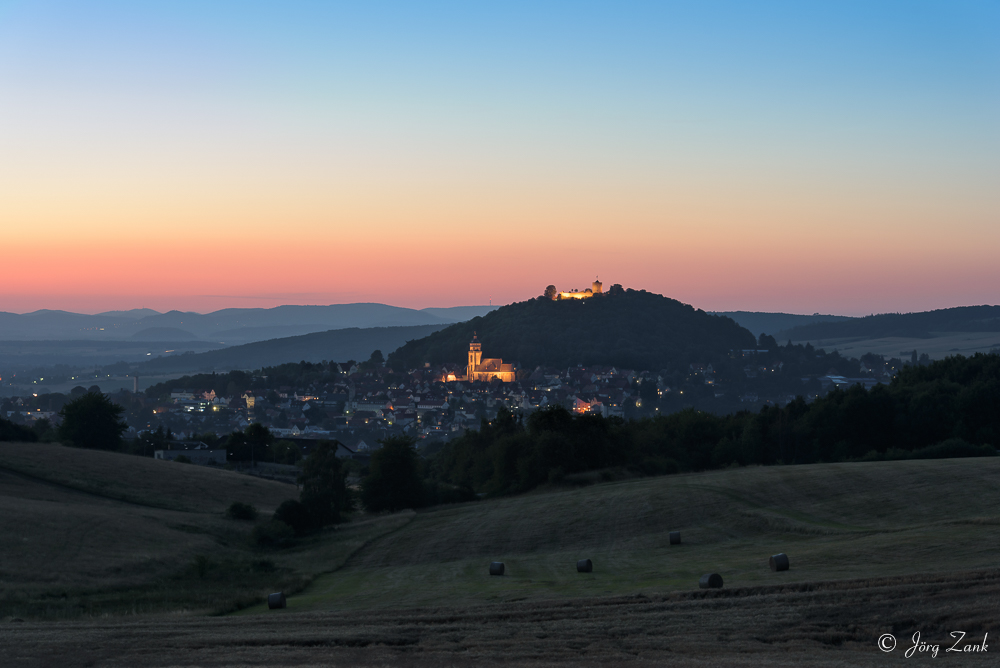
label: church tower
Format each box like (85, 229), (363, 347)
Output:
(468, 333), (483, 380)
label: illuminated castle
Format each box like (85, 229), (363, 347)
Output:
(554, 278), (603, 300)
(465, 333), (516, 383)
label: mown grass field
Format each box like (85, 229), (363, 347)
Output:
(2, 442), (998, 666)
(249, 457), (1000, 613)
(0, 442), (406, 619)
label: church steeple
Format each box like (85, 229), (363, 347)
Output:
(468, 331), (483, 379)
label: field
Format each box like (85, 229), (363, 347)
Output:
(2, 443), (999, 666)
(791, 331), (1000, 361)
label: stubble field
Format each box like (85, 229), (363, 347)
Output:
(2, 442), (998, 666)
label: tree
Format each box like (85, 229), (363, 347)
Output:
(225, 423), (274, 463)
(758, 333), (778, 350)
(58, 392), (128, 450)
(299, 440), (351, 526)
(272, 439), (301, 464)
(543, 285), (558, 300)
(361, 435), (424, 512)
(273, 499), (314, 535)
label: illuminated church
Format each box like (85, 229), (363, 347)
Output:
(465, 333), (516, 383)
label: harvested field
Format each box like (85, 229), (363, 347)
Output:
(4, 569), (999, 666)
(272, 457), (1000, 612)
(3, 445), (999, 665)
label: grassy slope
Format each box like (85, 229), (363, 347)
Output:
(5, 442), (998, 627)
(5, 449), (1000, 665)
(0, 442), (293, 512)
(282, 457), (1000, 612)
(0, 443), (407, 619)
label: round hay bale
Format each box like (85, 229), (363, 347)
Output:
(267, 592), (287, 609)
(577, 558), (593, 573)
(769, 553), (790, 572)
(698, 573), (723, 589)
(669, 531), (681, 545)
(489, 561), (505, 576)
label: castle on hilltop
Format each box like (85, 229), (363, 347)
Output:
(464, 333), (515, 383)
(548, 278), (603, 300)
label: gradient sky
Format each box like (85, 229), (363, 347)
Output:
(1, 1), (997, 315)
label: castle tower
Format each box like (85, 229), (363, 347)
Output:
(468, 333), (483, 380)
(592, 277), (603, 294)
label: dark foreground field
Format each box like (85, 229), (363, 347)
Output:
(5, 569), (998, 667)
(2, 443), (999, 666)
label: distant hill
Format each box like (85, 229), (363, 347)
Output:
(388, 289), (757, 372)
(712, 311), (854, 338)
(0, 339), (224, 371)
(421, 306), (498, 321)
(96, 308), (162, 319)
(0, 303), (498, 344)
(138, 324), (449, 374)
(780, 306), (1000, 341)
(131, 327), (199, 341)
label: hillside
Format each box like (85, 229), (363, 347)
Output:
(713, 311), (853, 337)
(5, 449), (1000, 666)
(779, 305), (1000, 341)
(136, 324), (449, 374)
(0, 442), (296, 617)
(0, 442), (293, 512)
(278, 457), (1000, 612)
(388, 290), (757, 371)
(0, 442), (406, 620)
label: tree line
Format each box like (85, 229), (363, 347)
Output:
(5, 353), (998, 512)
(427, 353), (1000, 496)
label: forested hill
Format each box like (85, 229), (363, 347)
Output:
(780, 305), (1000, 341)
(387, 289), (757, 372)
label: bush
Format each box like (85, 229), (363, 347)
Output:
(251, 520), (295, 547)
(423, 481), (477, 506)
(858, 439), (996, 462)
(174, 455), (192, 464)
(0, 417), (37, 442)
(226, 502), (258, 521)
(272, 499), (315, 536)
(910, 438), (996, 460)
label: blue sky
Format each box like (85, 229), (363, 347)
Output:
(0, 1), (997, 313)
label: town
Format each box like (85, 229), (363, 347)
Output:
(2, 330), (907, 465)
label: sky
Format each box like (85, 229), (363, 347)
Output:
(1, 1), (997, 316)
